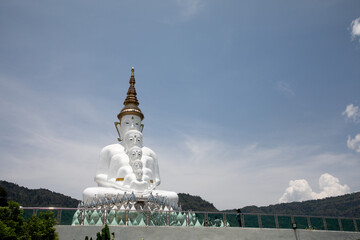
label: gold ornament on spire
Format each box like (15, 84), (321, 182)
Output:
(117, 67), (144, 121)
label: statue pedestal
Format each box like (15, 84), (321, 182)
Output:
(83, 187), (178, 205)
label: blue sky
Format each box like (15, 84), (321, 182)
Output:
(0, 0), (360, 210)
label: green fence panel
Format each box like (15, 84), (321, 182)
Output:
(61, 209), (77, 225)
(278, 216), (292, 229)
(341, 219), (355, 232)
(130, 211), (147, 226)
(294, 217), (308, 229)
(149, 211), (167, 226)
(128, 210), (142, 226)
(310, 217), (324, 230)
(169, 211), (186, 226)
(22, 209), (34, 221)
(169, 211), (180, 226)
(244, 215), (259, 228)
(261, 215), (276, 228)
(19, 208), (360, 232)
(208, 213), (224, 227)
(193, 213), (205, 227)
(325, 218), (340, 231)
(225, 214), (241, 227)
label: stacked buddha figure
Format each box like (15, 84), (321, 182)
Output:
(128, 146), (143, 180)
(82, 68), (178, 207)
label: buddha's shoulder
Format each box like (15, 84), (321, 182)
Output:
(142, 146), (157, 156)
(100, 143), (124, 154)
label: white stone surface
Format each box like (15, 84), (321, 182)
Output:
(117, 115), (142, 141)
(82, 114), (178, 204)
(56, 226), (360, 240)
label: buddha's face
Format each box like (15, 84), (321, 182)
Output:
(132, 160), (143, 180)
(133, 159), (143, 169)
(119, 115), (142, 140)
(123, 130), (143, 150)
(128, 146), (142, 163)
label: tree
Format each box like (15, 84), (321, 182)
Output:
(86, 224), (114, 240)
(96, 224), (111, 240)
(0, 186), (8, 207)
(0, 200), (58, 240)
(25, 212), (58, 240)
(0, 201), (26, 239)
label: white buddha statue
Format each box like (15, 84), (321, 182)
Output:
(105, 130), (159, 192)
(82, 68), (178, 205)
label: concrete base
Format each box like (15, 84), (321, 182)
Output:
(56, 225), (360, 240)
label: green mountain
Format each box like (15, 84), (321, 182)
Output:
(0, 180), (79, 207)
(224, 191), (360, 218)
(1, 180), (360, 218)
(178, 193), (218, 212)
(0, 180), (218, 211)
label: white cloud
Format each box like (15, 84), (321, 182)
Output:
(279, 179), (314, 203)
(350, 17), (360, 42)
(342, 104), (360, 153)
(342, 104), (360, 122)
(347, 134), (360, 153)
(279, 173), (350, 203)
(315, 173), (350, 199)
(276, 81), (295, 96)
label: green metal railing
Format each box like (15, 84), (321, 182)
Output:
(21, 207), (360, 232)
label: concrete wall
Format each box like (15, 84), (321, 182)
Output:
(56, 225), (360, 240)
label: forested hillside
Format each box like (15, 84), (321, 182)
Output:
(225, 191), (360, 218)
(0, 180), (218, 211)
(178, 193), (218, 212)
(0, 180), (79, 207)
(1, 180), (360, 218)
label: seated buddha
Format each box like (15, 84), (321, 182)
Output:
(82, 68), (178, 205)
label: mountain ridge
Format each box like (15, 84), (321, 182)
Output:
(0, 180), (79, 207)
(1, 180), (359, 218)
(223, 192), (360, 218)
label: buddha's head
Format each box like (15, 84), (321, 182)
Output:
(115, 68), (144, 141)
(116, 115), (143, 141)
(123, 130), (143, 150)
(128, 146), (142, 163)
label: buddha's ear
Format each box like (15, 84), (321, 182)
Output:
(140, 124), (144, 132)
(114, 122), (122, 141)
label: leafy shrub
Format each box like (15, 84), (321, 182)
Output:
(0, 201), (58, 240)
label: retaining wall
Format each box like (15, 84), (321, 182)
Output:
(56, 225), (360, 240)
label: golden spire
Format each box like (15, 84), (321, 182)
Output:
(117, 67), (144, 121)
